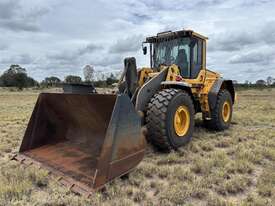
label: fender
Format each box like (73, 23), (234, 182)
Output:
(208, 79), (235, 110)
(161, 81), (193, 94)
(135, 68), (168, 112)
(161, 81), (192, 88)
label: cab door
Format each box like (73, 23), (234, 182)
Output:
(190, 38), (203, 79)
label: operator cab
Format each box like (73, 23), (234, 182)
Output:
(144, 29), (208, 79)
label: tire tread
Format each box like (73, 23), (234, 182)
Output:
(146, 88), (193, 150)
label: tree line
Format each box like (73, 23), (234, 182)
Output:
(233, 76), (275, 89)
(0, 64), (119, 90)
(1, 64), (275, 90)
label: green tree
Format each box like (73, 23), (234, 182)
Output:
(7, 64), (27, 74)
(64, 75), (82, 84)
(41, 76), (61, 87)
(0, 64), (37, 89)
(256, 79), (266, 85)
(106, 73), (118, 86)
(83, 65), (95, 82)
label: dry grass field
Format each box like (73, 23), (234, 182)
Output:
(0, 88), (274, 206)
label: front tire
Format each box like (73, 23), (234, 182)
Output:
(146, 89), (195, 151)
(204, 90), (233, 130)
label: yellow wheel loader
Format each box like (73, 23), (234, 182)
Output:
(13, 29), (235, 196)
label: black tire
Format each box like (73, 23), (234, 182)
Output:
(204, 90), (233, 130)
(146, 89), (195, 151)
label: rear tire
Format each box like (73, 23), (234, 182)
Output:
(204, 90), (233, 130)
(146, 89), (195, 151)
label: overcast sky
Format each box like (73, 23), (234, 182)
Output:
(0, 0), (275, 82)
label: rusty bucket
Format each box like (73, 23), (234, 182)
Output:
(13, 93), (146, 196)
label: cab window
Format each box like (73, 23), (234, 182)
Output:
(191, 39), (203, 78)
(153, 37), (191, 78)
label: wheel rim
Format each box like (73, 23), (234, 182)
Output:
(222, 101), (231, 122)
(174, 105), (190, 136)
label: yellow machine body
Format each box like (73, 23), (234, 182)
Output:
(138, 65), (220, 115)
(14, 29), (235, 196)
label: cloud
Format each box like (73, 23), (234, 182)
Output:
(240, 0), (273, 7)
(209, 21), (275, 52)
(243, 67), (270, 74)
(209, 32), (256, 52)
(47, 52), (76, 63)
(130, 13), (152, 24)
(26, 7), (49, 19)
(0, 54), (34, 65)
(47, 43), (103, 66)
(0, 0), (49, 32)
(0, 0), (275, 82)
(92, 54), (123, 67)
(261, 21), (275, 44)
(138, 0), (225, 11)
(78, 43), (103, 55)
(0, 0), (19, 19)
(0, 43), (8, 51)
(0, 19), (40, 32)
(228, 49), (275, 65)
(109, 35), (143, 53)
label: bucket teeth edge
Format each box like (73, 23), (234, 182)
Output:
(12, 154), (95, 197)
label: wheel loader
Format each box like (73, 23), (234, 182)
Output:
(13, 29), (235, 196)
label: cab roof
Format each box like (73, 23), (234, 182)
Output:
(145, 29), (208, 43)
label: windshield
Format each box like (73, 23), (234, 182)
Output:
(153, 37), (191, 77)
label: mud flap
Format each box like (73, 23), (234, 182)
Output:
(12, 93), (146, 196)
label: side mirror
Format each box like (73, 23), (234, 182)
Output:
(142, 46), (147, 55)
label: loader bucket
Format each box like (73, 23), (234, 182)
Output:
(13, 93), (146, 196)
